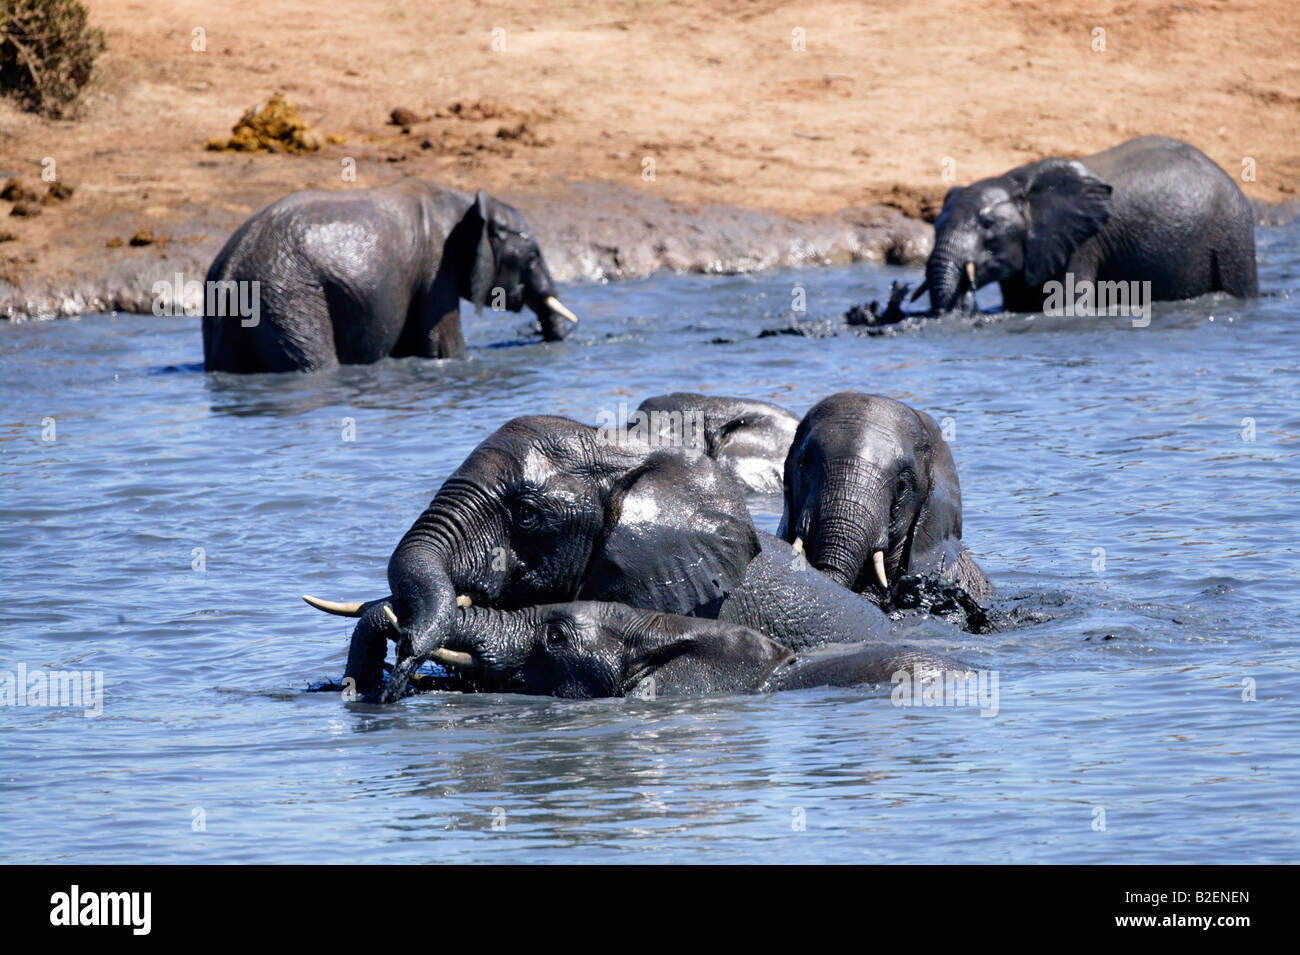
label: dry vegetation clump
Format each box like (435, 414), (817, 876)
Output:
(0, 0), (105, 118)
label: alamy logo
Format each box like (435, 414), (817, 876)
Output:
(891, 667), (999, 717)
(1043, 273), (1151, 327)
(0, 664), (103, 717)
(50, 885), (151, 935)
(152, 273), (260, 327)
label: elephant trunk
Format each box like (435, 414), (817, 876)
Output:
(341, 602), (399, 701)
(442, 605), (538, 689)
(525, 259), (577, 342)
(381, 498), (474, 701)
(800, 472), (891, 593)
(925, 234), (970, 314)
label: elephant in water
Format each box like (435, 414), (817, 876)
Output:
(916, 136), (1257, 314)
(302, 414), (944, 702)
(325, 598), (965, 701)
(631, 393), (800, 494)
(779, 392), (993, 604)
(202, 180), (578, 373)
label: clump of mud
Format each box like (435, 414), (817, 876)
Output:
(434, 99), (521, 121)
(206, 94), (341, 153)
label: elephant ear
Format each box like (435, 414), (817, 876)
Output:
(628, 616), (792, 696)
(466, 190), (496, 313)
(579, 452), (760, 615)
(1015, 158), (1113, 287)
(907, 410), (965, 578)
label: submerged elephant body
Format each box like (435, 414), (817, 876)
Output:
(321, 414), (905, 701)
(780, 392), (992, 603)
(340, 598), (963, 701)
(921, 136), (1258, 314)
(203, 179), (577, 373)
(633, 393), (800, 494)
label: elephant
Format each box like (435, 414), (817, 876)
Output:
(202, 179), (578, 373)
(303, 415), (922, 702)
(631, 393), (800, 494)
(779, 392), (993, 605)
(326, 597), (965, 701)
(917, 136), (1258, 314)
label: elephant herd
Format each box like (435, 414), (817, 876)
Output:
(203, 135), (1256, 372)
(195, 133), (1259, 702)
(304, 392), (993, 702)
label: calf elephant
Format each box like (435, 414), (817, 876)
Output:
(632, 393), (800, 494)
(917, 136), (1258, 314)
(328, 598), (964, 701)
(304, 415), (911, 701)
(779, 392), (992, 603)
(202, 179), (577, 373)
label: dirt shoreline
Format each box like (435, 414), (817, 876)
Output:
(3, 0), (1297, 320)
(0, 180), (932, 320)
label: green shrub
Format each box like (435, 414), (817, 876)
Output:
(0, 0), (105, 118)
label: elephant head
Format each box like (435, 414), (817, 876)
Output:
(779, 392), (963, 596)
(918, 158), (1113, 313)
(433, 602), (793, 698)
(460, 190), (578, 341)
(328, 417), (760, 701)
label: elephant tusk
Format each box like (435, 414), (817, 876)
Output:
(873, 551), (889, 589)
(431, 648), (475, 668)
(382, 605), (400, 629)
(302, 595), (367, 617)
(544, 296), (579, 323)
(456, 594), (473, 608)
(964, 262), (977, 286)
(792, 537), (804, 554)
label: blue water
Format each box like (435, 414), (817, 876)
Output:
(2, 222), (1297, 863)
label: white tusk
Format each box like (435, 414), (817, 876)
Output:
(431, 648), (474, 668)
(544, 296), (579, 323)
(792, 537), (804, 554)
(456, 594), (473, 608)
(382, 605), (399, 629)
(965, 262), (977, 285)
(873, 551), (889, 589)
(302, 595), (366, 617)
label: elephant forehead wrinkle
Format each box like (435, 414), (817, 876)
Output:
(825, 452), (894, 482)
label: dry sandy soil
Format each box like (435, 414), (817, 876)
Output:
(2, 0), (1297, 316)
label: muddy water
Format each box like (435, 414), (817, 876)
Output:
(1, 220), (1297, 862)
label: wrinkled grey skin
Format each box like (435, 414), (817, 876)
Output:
(634, 393), (800, 494)
(343, 598), (963, 701)
(354, 415), (896, 701)
(779, 392), (992, 602)
(203, 179), (574, 373)
(919, 136), (1258, 314)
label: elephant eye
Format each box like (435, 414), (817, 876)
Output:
(515, 500), (541, 529)
(545, 622), (571, 647)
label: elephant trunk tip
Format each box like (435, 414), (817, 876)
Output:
(535, 296), (578, 342)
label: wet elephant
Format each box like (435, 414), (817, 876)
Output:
(780, 392), (993, 603)
(304, 415), (909, 701)
(632, 393), (800, 494)
(331, 598), (965, 701)
(917, 136), (1258, 313)
(203, 179), (577, 372)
